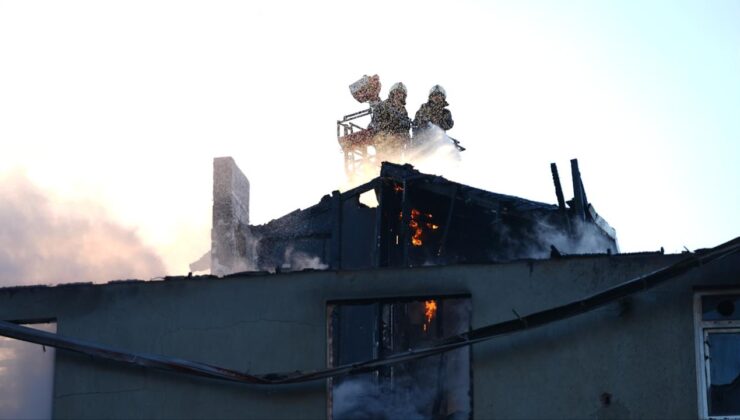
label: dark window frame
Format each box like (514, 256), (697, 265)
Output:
(694, 290), (740, 419)
(326, 294), (472, 420)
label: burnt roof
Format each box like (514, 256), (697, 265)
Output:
(254, 162), (559, 234)
(379, 162), (558, 213)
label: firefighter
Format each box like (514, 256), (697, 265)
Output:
(412, 84), (454, 137)
(369, 82), (411, 158)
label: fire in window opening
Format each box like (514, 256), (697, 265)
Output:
(423, 300), (437, 332)
(400, 208), (439, 247)
(327, 296), (471, 420)
(377, 179), (456, 269)
(695, 292), (740, 418)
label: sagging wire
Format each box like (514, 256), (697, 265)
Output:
(0, 237), (739, 385)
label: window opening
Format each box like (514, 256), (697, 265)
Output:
(327, 296), (471, 420)
(0, 321), (57, 420)
(695, 291), (740, 419)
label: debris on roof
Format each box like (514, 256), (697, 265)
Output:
(211, 159), (618, 275)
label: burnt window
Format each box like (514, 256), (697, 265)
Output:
(695, 291), (740, 418)
(327, 296), (471, 420)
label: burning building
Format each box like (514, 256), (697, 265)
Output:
(209, 157), (617, 276)
(1, 156), (739, 419)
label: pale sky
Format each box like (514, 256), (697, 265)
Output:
(1, 0), (738, 280)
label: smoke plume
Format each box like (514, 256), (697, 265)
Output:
(332, 376), (432, 420)
(0, 173), (165, 417)
(0, 171), (165, 286)
(282, 245), (328, 271)
(501, 218), (618, 262)
(403, 125), (462, 174)
(343, 125), (462, 191)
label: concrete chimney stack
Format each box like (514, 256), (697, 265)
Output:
(211, 157), (250, 276)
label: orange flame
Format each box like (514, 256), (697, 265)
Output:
(400, 209), (439, 247)
(410, 209), (424, 246)
(423, 300), (437, 332)
(409, 220), (423, 246)
(425, 300), (437, 323)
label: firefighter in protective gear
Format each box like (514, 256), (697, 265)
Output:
(370, 82), (411, 134)
(369, 82), (412, 158)
(412, 84), (454, 136)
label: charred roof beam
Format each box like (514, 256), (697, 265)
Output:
(570, 158), (588, 222)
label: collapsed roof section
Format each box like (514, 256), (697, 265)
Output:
(210, 158), (617, 275)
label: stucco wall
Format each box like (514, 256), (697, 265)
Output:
(1, 251), (738, 419)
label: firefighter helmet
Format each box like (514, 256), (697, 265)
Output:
(390, 82), (407, 95)
(429, 84), (446, 98)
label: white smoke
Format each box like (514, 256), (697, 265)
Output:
(207, 227), (329, 275)
(0, 171), (165, 286)
(404, 125), (462, 176)
(523, 218), (617, 260)
(332, 376), (433, 420)
(341, 125), (462, 191)
(282, 245), (328, 271)
(209, 226), (264, 276)
(0, 173), (165, 419)
(229, 227), (265, 273)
